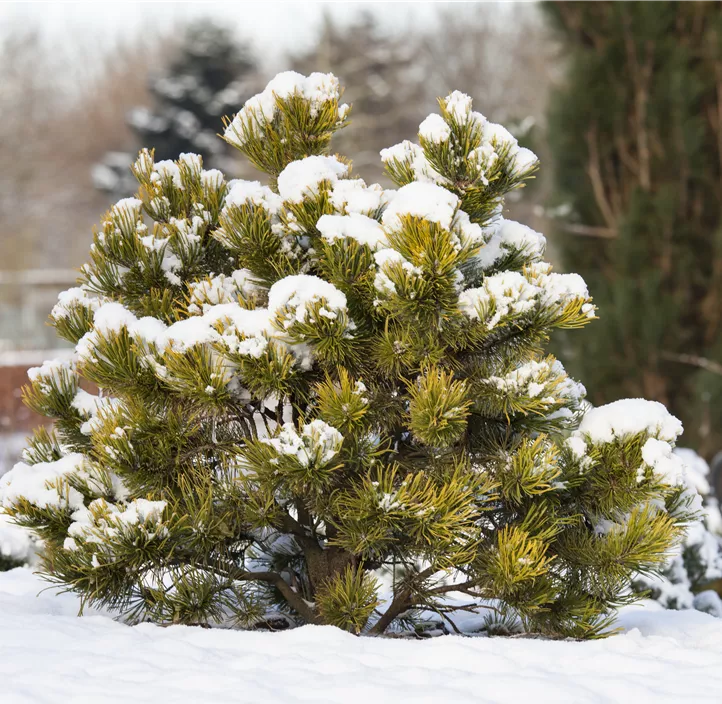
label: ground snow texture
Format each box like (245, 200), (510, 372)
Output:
(1, 570), (721, 703)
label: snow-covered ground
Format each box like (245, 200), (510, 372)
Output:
(1, 568), (721, 704)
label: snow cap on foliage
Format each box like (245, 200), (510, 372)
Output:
(51, 287), (101, 320)
(65, 498), (167, 554)
(201, 169), (224, 190)
(155, 315), (220, 354)
(267, 274), (349, 327)
(379, 140), (447, 185)
(224, 180), (282, 213)
(381, 182), (458, 231)
(483, 122), (518, 150)
(224, 71), (346, 147)
(111, 197), (144, 220)
(27, 358), (73, 387)
(510, 147), (539, 175)
(0, 513), (35, 565)
(329, 179), (388, 215)
(91, 302), (139, 336)
(152, 161), (183, 188)
(317, 213), (387, 250)
(277, 155), (349, 203)
(187, 269), (260, 315)
(675, 448), (713, 496)
(474, 218), (546, 269)
(458, 271), (538, 329)
(487, 358), (585, 406)
(419, 113), (452, 143)
(0, 454), (86, 512)
(443, 90), (474, 122)
(263, 419), (343, 468)
(576, 399), (683, 445)
(373, 248), (422, 297)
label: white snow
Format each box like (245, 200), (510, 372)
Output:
(277, 155), (349, 203)
(152, 160), (183, 188)
(201, 169), (224, 190)
(0, 453), (86, 512)
(576, 399), (684, 445)
(0, 513), (34, 564)
(379, 140), (448, 185)
(1, 568), (722, 703)
(373, 248), (422, 297)
(380, 139), (419, 165)
(483, 122), (518, 151)
(156, 315), (221, 354)
(419, 113), (452, 143)
(458, 271), (538, 329)
(65, 498), (167, 554)
(224, 179), (282, 214)
(485, 359), (584, 407)
(50, 287), (101, 320)
(474, 218), (546, 270)
(267, 275), (349, 327)
(262, 420), (343, 468)
(317, 213), (387, 250)
(26, 358), (73, 386)
(178, 152), (203, 174)
(641, 437), (686, 486)
(187, 270), (260, 314)
(510, 146), (539, 175)
(382, 182), (458, 231)
(443, 90), (474, 122)
(329, 179), (388, 215)
(91, 302), (139, 335)
(497, 219), (545, 258)
(111, 197), (143, 220)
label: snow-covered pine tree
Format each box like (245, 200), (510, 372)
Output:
(93, 21), (257, 197)
(633, 448), (722, 617)
(0, 72), (701, 637)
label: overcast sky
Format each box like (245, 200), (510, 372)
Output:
(1, 1), (449, 69)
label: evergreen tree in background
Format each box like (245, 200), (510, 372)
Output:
(93, 21), (257, 197)
(544, 1), (722, 459)
(0, 71), (701, 637)
(632, 448), (722, 616)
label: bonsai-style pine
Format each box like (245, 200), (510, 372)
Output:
(0, 72), (700, 637)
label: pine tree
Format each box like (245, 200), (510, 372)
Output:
(543, 2), (722, 457)
(633, 448), (722, 617)
(292, 13), (427, 182)
(93, 21), (257, 197)
(0, 71), (700, 637)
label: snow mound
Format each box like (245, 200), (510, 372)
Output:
(1, 569), (721, 704)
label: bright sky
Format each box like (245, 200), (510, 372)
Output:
(0, 1), (451, 68)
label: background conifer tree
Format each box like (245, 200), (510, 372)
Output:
(632, 448), (722, 616)
(543, 1), (722, 459)
(0, 71), (700, 637)
(93, 21), (258, 197)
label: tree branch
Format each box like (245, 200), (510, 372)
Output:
(557, 222), (617, 239)
(237, 570), (319, 624)
(369, 565), (438, 635)
(660, 351), (722, 377)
